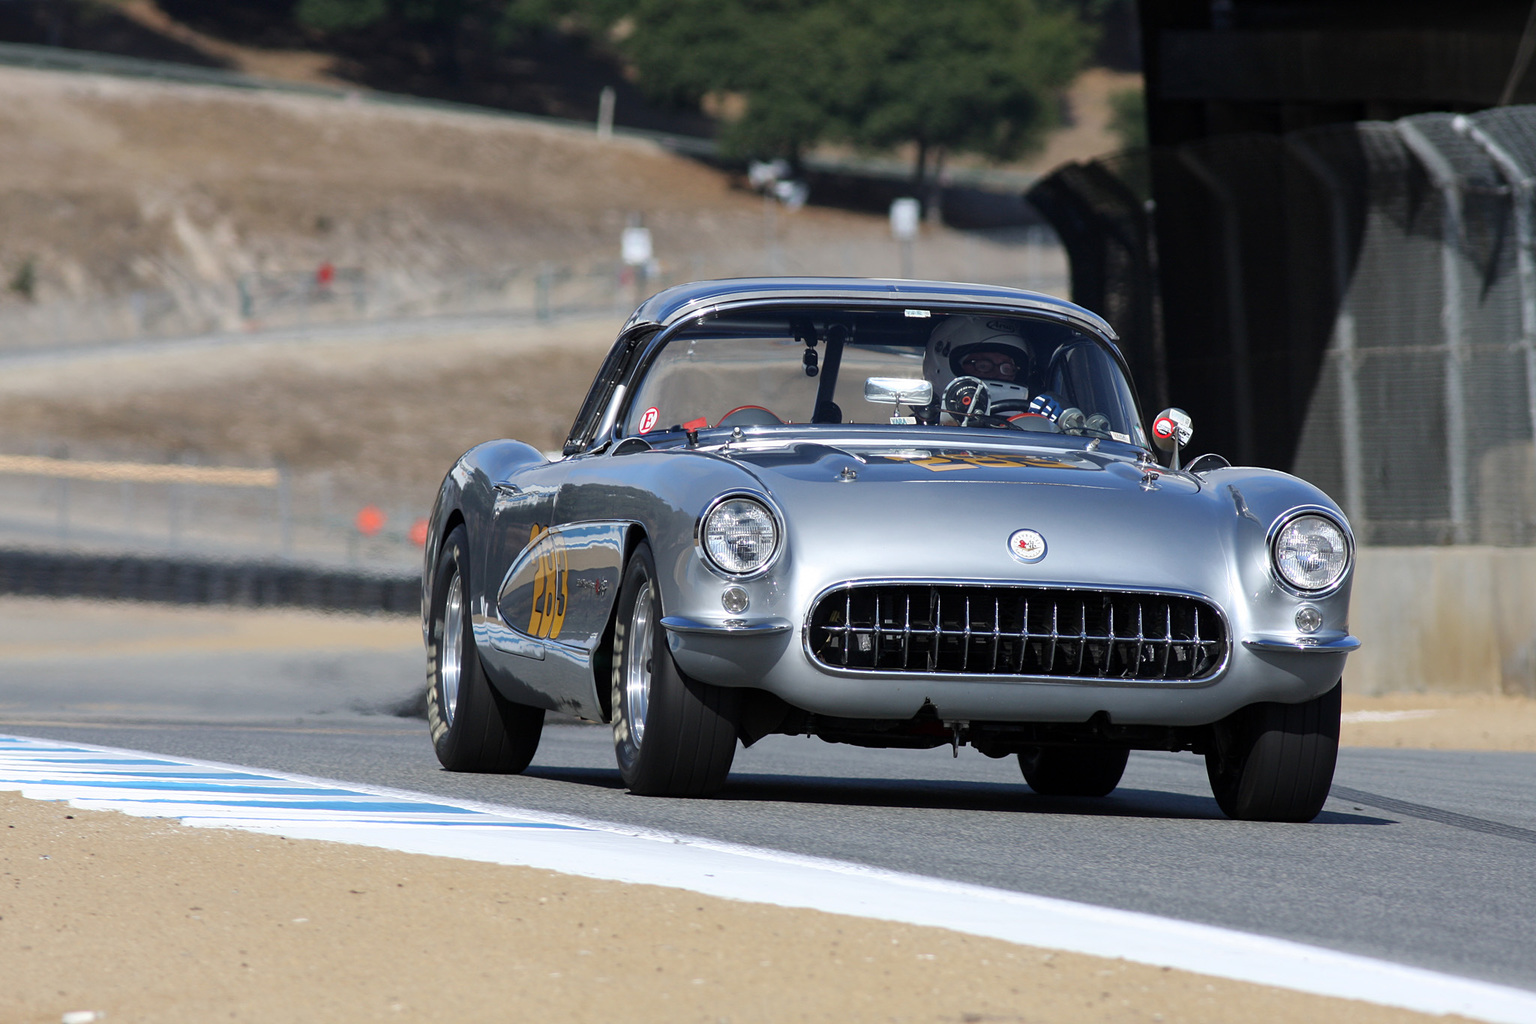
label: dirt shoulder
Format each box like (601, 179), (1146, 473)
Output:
(1341, 692), (1536, 752)
(0, 317), (616, 503)
(0, 594), (417, 662)
(0, 790), (1462, 1024)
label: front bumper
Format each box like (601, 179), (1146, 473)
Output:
(663, 615), (1355, 727)
(1242, 632), (1361, 654)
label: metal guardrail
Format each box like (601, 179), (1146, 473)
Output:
(0, 547), (417, 614)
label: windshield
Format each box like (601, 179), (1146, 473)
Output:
(622, 307), (1145, 444)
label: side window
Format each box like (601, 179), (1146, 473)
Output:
(562, 328), (654, 455)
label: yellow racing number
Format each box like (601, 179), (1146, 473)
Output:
(526, 525), (569, 640)
(906, 454), (1080, 472)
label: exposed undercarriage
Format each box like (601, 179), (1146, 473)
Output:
(738, 691), (1214, 756)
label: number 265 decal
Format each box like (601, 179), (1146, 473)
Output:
(527, 525), (568, 639)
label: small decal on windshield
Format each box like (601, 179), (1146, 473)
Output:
(1110, 431), (1130, 443)
(638, 407), (660, 433)
(904, 308), (931, 318)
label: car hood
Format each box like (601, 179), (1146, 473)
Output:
(719, 440), (1238, 594)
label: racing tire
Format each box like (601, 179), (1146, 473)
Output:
(426, 525), (545, 773)
(611, 541), (739, 797)
(1204, 680), (1341, 823)
(1019, 745), (1129, 797)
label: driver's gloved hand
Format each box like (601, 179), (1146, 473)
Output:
(1028, 394), (1062, 421)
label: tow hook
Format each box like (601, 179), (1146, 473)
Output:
(946, 720), (967, 758)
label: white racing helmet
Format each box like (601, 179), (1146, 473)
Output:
(924, 316), (1034, 415)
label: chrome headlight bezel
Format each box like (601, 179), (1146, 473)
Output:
(695, 492), (784, 579)
(1267, 507), (1353, 596)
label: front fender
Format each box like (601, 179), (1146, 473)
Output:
(1203, 465), (1356, 653)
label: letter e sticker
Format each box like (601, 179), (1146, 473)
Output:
(639, 407), (660, 433)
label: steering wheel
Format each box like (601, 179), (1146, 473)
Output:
(1005, 413), (1062, 433)
(717, 405), (784, 427)
(940, 376), (991, 424)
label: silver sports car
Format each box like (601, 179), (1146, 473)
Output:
(422, 278), (1357, 822)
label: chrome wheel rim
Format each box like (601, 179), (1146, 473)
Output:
(440, 571), (464, 727)
(624, 580), (654, 749)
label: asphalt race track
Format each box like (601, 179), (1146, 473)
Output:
(4, 641), (1535, 997)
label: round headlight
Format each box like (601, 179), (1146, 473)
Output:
(1273, 514), (1349, 592)
(701, 497), (779, 575)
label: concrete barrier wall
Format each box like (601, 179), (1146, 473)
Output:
(1, 545), (1529, 697)
(1348, 547), (1536, 697)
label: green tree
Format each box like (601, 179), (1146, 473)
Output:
(835, 0), (1090, 180)
(293, 0), (559, 80)
(608, 0), (1092, 178)
(608, 0), (846, 161)
(1107, 85), (1147, 151)
(294, 0), (389, 32)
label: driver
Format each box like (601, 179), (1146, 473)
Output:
(923, 316), (1041, 423)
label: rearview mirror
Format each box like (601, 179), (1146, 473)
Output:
(864, 377), (933, 406)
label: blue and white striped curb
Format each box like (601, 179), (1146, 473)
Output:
(4, 732), (1535, 1024)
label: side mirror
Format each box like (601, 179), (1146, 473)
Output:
(1151, 408), (1194, 469)
(864, 377), (933, 407)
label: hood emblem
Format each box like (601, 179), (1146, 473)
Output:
(1007, 529), (1047, 563)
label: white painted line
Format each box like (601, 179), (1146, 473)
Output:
(3, 733), (1534, 1024)
(1341, 710), (1443, 723)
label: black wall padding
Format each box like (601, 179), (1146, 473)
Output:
(0, 549), (419, 614)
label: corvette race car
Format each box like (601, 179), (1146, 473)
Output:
(421, 278), (1357, 822)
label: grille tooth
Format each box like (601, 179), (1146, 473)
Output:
(808, 584), (1226, 682)
(1016, 597), (1029, 674)
(962, 595), (972, 673)
(1046, 603), (1059, 673)
(990, 596), (1001, 673)
(901, 593), (912, 670)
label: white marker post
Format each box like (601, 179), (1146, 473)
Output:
(596, 86), (615, 140)
(890, 197), (920, 279)
(621, 222), (654, 303)
(750, 160), (793, 274)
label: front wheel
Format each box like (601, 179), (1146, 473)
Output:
(611, 541), (739, 796)
(1205, 681), (1341, 822)
(426, 524), (545, 772)
(1019, 745), (1129, 797)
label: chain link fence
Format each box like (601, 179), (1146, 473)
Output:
(1029, 105), (1536, 547)
(0, 230), (1065, 355)
(0, 455), (426, 572)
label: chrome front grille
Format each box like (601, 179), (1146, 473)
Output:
(807, 583), (1226, 681)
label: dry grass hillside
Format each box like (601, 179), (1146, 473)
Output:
(0, 64), (922, 309)
(0, 62), (1065, 520)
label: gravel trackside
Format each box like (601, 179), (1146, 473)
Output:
(0, 789), (1468, 1024)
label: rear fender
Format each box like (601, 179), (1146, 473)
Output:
(423, 440), (550, 644)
